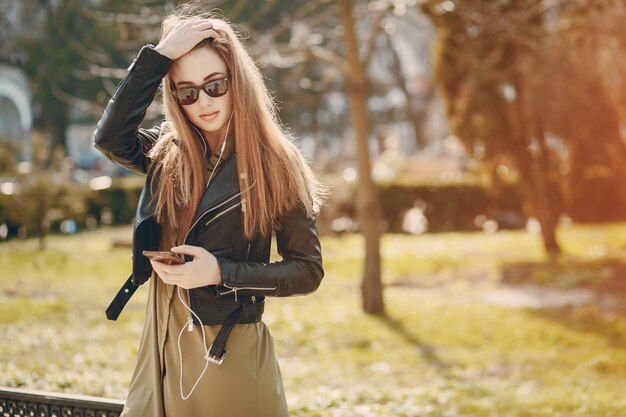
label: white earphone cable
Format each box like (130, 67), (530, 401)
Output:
(177, 111), (233, 400)
(176, 286), (211, 400)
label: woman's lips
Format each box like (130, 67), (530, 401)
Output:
(200, 111), (219, 121)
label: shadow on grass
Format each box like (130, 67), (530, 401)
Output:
(376, 315), (455, 374)
(500, 257), (626, 295)
(527, 305), (626, 350)
(501, 257), (626, 349)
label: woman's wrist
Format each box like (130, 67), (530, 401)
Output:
(153, 44), (173, 59)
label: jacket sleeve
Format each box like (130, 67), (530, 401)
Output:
(93, 44), (173, 175)
(215, 203), (324, 298)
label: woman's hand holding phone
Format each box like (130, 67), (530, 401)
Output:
(142, 250), (184, 265)
(146, 245), (222, 289)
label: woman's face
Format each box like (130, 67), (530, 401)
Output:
(171, 46), (233, 149)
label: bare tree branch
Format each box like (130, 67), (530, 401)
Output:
(79, 7), (164, 26)
(54, 9), (116, 67)
(247, 0), (279, 28)
(52, 83), (162, 121)
(266, 0), (336, 40)
(84, 64), (128, 79)
(227, 0), (249, 22)
(515, 0), (570, 26)
(102, 78), (119, 98)
(51, 85), (105, 119)
(303, 4), (342, 31)
(310, 44), (350, 73)
(271, 43), (349, 74)
(362, 6), (392, 66)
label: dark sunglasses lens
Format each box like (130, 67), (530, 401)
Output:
(204, 79), (228, 97)
(176, 88), (199, 105)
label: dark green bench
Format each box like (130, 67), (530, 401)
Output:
(0, 387), (124, 417)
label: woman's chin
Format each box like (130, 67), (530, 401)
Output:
(196, 119), (230, 141)
(196, 119), (223, 133)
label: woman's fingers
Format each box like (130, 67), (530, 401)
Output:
(151, 259), (197, 286)
(192, 20), (213, 27)
(205, 29), (219, 39)
(156, 19), (218, 60)
(171, 244), (208, 258)
(152, 264), (181, 285)
(151, 259), (187, 274)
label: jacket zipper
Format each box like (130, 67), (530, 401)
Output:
(181, 191), (251, 324)
(205, 201), (241, 227)
(181, 191), (240, 243)
(178, 169), (258, 321)
(196, 175), (259, 228)
(186, 288), (193, 327)
(180, 192), (238, 327)
(185, 176), (257, 240)
(203, 191), (241, 219)
(219, 283), (277, 302)
(180, 129), (220, 328)
(181, 196), (235, 325)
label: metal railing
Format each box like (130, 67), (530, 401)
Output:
(0, 386), (124, 417)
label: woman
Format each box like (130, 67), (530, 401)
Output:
(93, 6), (325, 417)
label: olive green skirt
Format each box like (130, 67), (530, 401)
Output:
(119, 227), (288, 417)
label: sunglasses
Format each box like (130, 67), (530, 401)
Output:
(171, 77), (229, 105)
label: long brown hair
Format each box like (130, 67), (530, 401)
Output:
(147, 5), (326, 240)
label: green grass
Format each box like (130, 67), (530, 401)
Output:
(1, 223), (626, 416)
(0, 297), (67, 323)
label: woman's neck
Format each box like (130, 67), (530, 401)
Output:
(203, 132), (222, 153)
(203, 120), (232, 153)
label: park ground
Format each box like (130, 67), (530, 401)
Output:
(1, 223), (626, 417)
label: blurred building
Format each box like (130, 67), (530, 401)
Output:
(0, 63), (32, 161)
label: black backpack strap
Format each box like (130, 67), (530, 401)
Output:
(105, 274), (139, 321)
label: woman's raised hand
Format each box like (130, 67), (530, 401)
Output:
(154, 20), (218, 60)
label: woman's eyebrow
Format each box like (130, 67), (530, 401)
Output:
(176, 72), (224, 86)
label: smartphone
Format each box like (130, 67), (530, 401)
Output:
(142, 250), (185, 265)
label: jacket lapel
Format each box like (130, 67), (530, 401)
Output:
(190, 155), (240, 225)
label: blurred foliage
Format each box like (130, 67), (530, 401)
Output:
(0, 175), (523, 237)
(421, 0), (626, 254)
(320, 175), (523, 234)
(377, 181), (522, 232)
(86, 181), (143, 226)
(0, 139), (19, 174)
(1, 132), (90, 248)
(2, 1), (624, 224)
(0, 0), (343, 149)
(2, 0), (132, 150)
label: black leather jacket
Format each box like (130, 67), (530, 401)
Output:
(93, 44), (324, 324)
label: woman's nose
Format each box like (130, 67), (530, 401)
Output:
(197, 89), (214, 105)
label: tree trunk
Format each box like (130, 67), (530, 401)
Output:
(38, 234), (46, 251)
(511, 72), (561, 256)
(40, 97), (68, 153)
(339, 0), (385, 316)
(534, 115), (561, 256)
